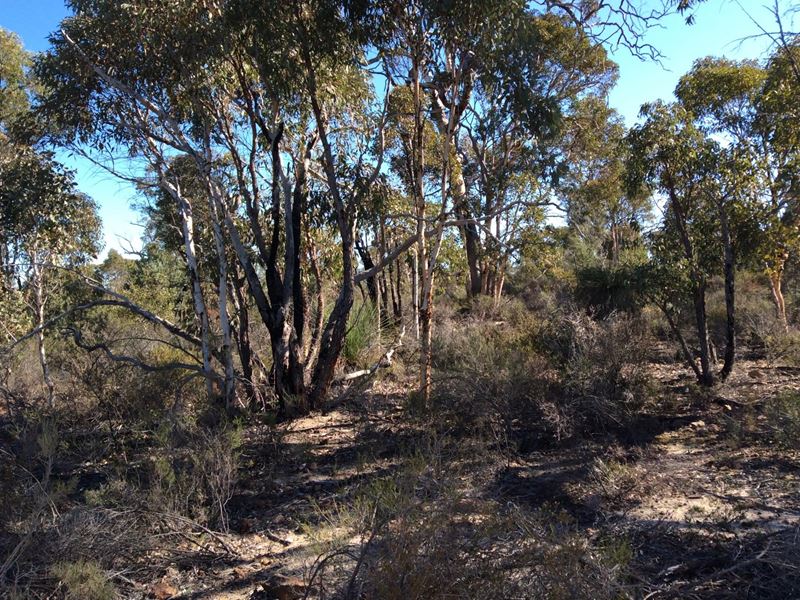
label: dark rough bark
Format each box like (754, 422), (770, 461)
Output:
(660, 302), (704, 381)
(718, 200), (736, 381)
(356, 240), (379, 306)
(692, 282), (715, 387)
(454, 202), (481, 297)
(230, 268), (255, 403)
(308, 240), (354, 409)
(669, 186), (715, 387)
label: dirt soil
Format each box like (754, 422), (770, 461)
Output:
(80, 356), (800, 599)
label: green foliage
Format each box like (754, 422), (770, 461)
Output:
(574, 263), (649, 318)
(343, 300), (380, 368)
(0, 144), (102, 265)
(676, 56), (765, 139)
(0, 27), (31, 132)
(560, 97), (650, 262)
(51, 560), (115, 600)
(766, 392), (800, 449)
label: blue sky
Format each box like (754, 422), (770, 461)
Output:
(0, 0), (786, 258)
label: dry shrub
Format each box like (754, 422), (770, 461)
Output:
(146, 422), (242, 530)
(0, 418), (154, 597)
(432, 308), (652, 448)
(588, 457), (644, 509)
(305, 446), (629, 600)
(710, 273), (797, 362)
(540, 312), (652, 434)
(2, 491), (150, 597)
(51, 560), (115, 600)
(359, 504), (626, 600)
(765, 391), (800, 449)
(431, 312), (559, 447)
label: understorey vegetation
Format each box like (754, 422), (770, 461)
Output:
(2, 0), (800, 598)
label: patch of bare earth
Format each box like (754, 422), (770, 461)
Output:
(141, 358), (800, 599)
(148, 381), (415, 599)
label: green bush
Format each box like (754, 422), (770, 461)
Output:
(343, 300), (381, 368)
(52, 560), (115, 600)
(575, 264), (648, 319)
(766, 392), (800, 448)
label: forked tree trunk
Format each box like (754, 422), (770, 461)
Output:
(308, 236), (355, 409)
(670, 189), (715, 387)
(692, 282), (715, 387)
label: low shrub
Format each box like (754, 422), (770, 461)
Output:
(431, 309), (652, 448)
(303, 441), (629, 600)
(51, 560), (115, 600)
(148, 422), (243, 530)
(536, 311), (652, 433)
(343, 300), (382, 368)
(765, 392), (800, 449)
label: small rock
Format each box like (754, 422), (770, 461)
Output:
(690, 420), (706, 429)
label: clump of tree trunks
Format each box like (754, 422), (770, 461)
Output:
(2, 1), (800, 596)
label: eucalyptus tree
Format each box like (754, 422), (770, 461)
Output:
(35, 0), (387, 413)
(674, 58), (771, 377)
(0, 27), (102, 408)
(677, 57), (781, 337)
(375, 0), (498, 404)
(559, 97), (651, 265)
(0, 28), (31, 134)
(375, 0), (656, 402)
(0, 145), (102, 407)
(628, 102), (725, 385)
(32, 0), (708, 413)
(458, 14), (617, 300)
(757, 43), (800, 329)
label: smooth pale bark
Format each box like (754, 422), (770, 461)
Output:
(162, 177), (216, 401)
(207, 181), (237, 408)
(410, 57), (431, 403)
(768, 266), (789, 332)
(30, 259), (54, 409)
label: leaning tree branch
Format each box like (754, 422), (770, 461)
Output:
(1, 299), (204, 358)
(61, 326), (208, 376)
